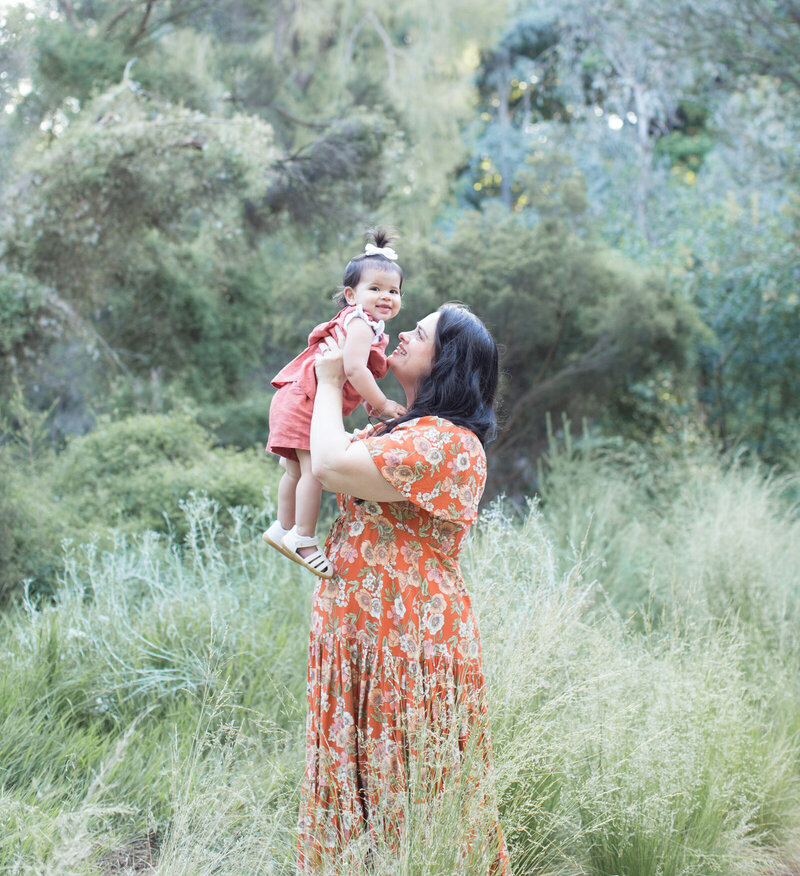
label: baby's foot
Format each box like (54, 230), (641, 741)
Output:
(282, 527), (334, 579)
(262, 520), (292, 556)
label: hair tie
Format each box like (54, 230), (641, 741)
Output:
(364, 243), (398, 260)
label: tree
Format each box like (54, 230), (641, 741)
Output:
(2, 0), (514, 234)
(459, 10), (567, 210)
(412, 208), (702, 489)
(674, 191), (800, 459)
(1, 77), (388, 418)
(646, 0), (800, 93)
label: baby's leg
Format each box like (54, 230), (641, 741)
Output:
(277, 456), (301, 530)
(294, 449), (323, 559)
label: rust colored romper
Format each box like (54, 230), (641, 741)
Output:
(266, 305), (388, 462)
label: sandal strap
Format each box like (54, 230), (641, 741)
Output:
(282, 527), (334, 578)
(263, 520), (291, 541)
(283, 528), (320, 551)
(303, 549), (333, 572)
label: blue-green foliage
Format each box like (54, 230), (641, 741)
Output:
(690, 203), (800, 460)
(460, 10), (565, 208)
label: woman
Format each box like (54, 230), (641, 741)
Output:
(299, 303), (511, 873)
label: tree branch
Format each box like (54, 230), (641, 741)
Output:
(272, 104), (334, 129)
(105, 3), (136, 37)
(56, 0), (77, 27)
(495, 337), (618, 450)
(534, 296), (569, 385)
(45, 293), (131, 375)
(128, 0), (156, 47)
(146, 1), (209, 39)
(346, 12), (397, 87)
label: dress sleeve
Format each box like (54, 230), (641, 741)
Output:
(365, 417), (486, 523)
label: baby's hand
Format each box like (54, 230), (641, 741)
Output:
(379, 400), (407, 419)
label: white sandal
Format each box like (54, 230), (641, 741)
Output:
(262, 520), (295, 559)
(281, 527), (334, 579)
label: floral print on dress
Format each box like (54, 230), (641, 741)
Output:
(298, 417), (511, 874)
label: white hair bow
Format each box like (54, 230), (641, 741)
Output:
(364, 243), (398, 260)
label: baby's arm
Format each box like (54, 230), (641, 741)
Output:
(341, 319), (406, 418)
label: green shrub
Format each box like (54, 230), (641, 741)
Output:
(0, 411), (281, 602)
(198, 390), (273, 449)
(0, 386), (77, 602)
(54, 413), (278, 535)
(0, 449), (70, 603)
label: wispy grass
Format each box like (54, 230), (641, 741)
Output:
(0, 496), (309, 874)
(468, 490), (800, 876)
(1, 451), (799, 875)
(539, 435), (800, 639)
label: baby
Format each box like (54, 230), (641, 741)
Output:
(263, 229), (406, 577)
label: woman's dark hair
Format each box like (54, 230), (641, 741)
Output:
(381, 303), (499, 445)
(333, 228), (404, 307)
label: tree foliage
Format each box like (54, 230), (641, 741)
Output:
(2, 80), (279, 406)
(678, 195), (800, 459)
(413, 210), (702, 486)
(0, 0), (799, 493)
(0, 72), (393, 416)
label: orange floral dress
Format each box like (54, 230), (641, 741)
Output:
(298, 416), (511, 873)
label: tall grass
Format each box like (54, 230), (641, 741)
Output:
(468, 498), (800, 876)
(1, 449), (799, 874)
(0, 496), (308, 874)
(540, 434), (800, 640)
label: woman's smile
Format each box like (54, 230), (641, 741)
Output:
(389, 311), (439, 383)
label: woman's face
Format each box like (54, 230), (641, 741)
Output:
(388, 311), (439, 390)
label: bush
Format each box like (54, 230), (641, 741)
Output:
(0, 411), (280, 602)
(410, 211), (703, 492)
(3, 84), (278, 412)
(54, 413), (278, 535)
(0, 448), (69, 603)
(198, 390), (274, 449)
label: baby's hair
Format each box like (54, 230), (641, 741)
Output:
(333, 228), (404, 307)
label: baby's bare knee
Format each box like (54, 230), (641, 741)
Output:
(282, 457), (301, 481)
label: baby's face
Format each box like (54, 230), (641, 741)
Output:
(345, 266), (402, 322)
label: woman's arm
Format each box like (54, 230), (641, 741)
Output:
(311, 332), (406, 501)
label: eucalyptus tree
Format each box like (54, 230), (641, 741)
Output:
(644, 0), (800, 93)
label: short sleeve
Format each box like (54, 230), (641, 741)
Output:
(365, 417), (486, 523)
(343, 304), (385, 344)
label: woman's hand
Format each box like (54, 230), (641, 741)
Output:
(314, 327), (347, 387)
